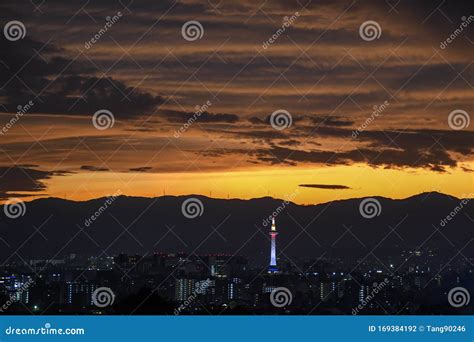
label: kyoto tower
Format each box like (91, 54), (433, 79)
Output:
(268, 217), (279, 273)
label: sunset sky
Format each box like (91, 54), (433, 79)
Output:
(0, 0), (473, 204)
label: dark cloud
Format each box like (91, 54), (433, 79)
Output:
(129, 167), (153, 172)
(308, 115), (354, 127)
(35, 76), (164, 117)
(252, 136), (468, 171)
(248, 115), (354, 129)
(124, 127), (158, 133)
(276, 139), (306, 146)
(0, 36), (164, 117)
(299, 184), (351, 190)
(0, 166), (66, 199)
(237, 126), (473, 171)
(248, 117), (266, 125)
(80, 165), (110, 172)
(248, 115), (306, 126)
(210, 128), (290, 140)
(161, 110), (240, 123)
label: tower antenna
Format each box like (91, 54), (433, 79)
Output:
(268, 217), (279, 274)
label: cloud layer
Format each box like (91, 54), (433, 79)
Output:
(0, 0), (472, 200)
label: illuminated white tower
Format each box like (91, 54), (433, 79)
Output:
(268, 217), (278, 273)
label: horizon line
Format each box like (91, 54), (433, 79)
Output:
(4, 190), (470, 206)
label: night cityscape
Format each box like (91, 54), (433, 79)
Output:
(1, 191), (473, 316)
(1, 235), (472, 315)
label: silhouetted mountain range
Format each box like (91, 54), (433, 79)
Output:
(0, 192), (473, 265)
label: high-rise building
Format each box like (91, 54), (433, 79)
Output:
(66, 282), (96, 305)
(268, 217), (279, 273)
(320, 282), (335, 301)
(0, 275), (32, 304)
(208, 255), (248, 278)
(175, 279), (195, 301)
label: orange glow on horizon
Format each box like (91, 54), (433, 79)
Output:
(8, 163), (472, 205)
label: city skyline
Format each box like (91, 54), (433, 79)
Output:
(0, 190), (472, 314)
(1, 247), (471, 315)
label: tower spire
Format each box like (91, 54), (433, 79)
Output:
(268, 217), (279, 273)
